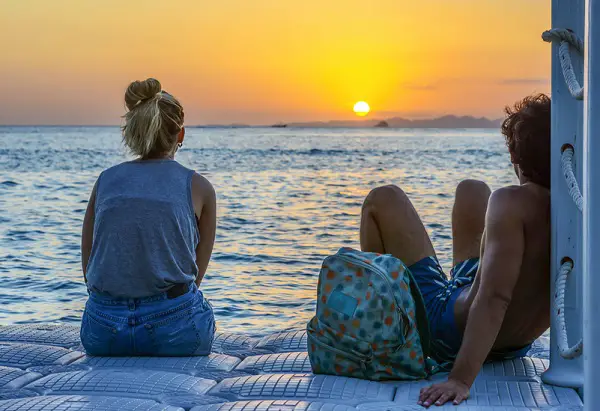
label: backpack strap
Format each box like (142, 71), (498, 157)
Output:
(405, 268), (432, 359)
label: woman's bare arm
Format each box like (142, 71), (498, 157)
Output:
(191, 173), (216, 286)
(81, 181), (98, 282)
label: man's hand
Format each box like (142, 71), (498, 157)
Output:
(418, 379), (470, 407)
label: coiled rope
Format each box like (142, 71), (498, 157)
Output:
(542, 28), (584, 100)
(543, 28), (585, 359)
(561, 146), (584, 212)
(554, 149), (584, 358)
(555, 260), (584, 359)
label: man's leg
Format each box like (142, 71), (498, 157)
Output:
(361, 185), (456, 364)
(452, 180), (491, 266)
(360, 185), (435, 267)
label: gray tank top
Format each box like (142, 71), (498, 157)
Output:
(86, 159), (199, 298)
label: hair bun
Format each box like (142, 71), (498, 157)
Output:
(125, 78), (162, 110)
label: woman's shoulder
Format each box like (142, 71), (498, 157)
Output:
(189, 173), (216, 215)
(189, 172), (216, 217)
(191, 173), (215, 198)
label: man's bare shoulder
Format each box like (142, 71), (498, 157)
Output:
(489, 184), (549, 221)
(487, 186), (526, 221)
(487, 184), (550, 233)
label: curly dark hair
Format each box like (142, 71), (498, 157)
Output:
(501, 94), (551, 189)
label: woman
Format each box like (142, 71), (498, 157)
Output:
(80, 78), (216, 356)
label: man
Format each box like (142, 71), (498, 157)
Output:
(359, 94), (551, 407)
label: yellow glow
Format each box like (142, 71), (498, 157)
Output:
(0, 0), (551, 125)
(353, 101), (370, 116)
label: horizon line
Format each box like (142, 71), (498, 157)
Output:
(0, 113), (503, 128)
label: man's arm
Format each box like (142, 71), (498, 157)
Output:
(419, 188), (525, 407)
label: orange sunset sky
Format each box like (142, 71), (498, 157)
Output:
(1, 0), (550, 125)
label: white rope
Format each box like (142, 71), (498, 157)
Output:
(561, 147), (584, 212)
(542, 28), (584, 100)
(555, 260), (583, 359)
(542, 28), (584, 361)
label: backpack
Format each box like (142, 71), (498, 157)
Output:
(306, 247), (432, 381)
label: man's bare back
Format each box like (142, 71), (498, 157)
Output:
(454, 182), (550, 351)
(360, 95), (552, 407)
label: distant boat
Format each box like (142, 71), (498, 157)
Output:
(272, 123), (288, 128)
(374, 120), (389, 128)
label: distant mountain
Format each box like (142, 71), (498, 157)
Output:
(285, 115), (502, 129)
(191, 123), (251, 128)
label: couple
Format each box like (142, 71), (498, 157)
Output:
(80, 78), (551, 407)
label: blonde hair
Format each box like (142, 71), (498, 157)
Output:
(122, 78), (184, 158)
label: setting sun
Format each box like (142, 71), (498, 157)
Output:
(353, 101), (370, 117)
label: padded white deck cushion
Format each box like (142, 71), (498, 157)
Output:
(393, 380), (582, 408)
(0, 395), (184, 410)
(236, 352), (312, 374)
(77, 354), (241, 375)
(0, 388), (39, 401)
(358, 404), (583, 410)
(212, 333), (267, 358)
(478, 357), (548, 380)
(358, 403), (543, 410)
(191, 400), (357, 411)
(75, 355), (247, 381)
(25, 369), (216, 400)
(27, 364), (91, 377)
(428, 357), (550, 384)
(209, 374), (394, 405)
(0, 343), (83, 369)
(255, 331), (307, 353)
(0, 324), (81, 348)
(0, 366), (42, 389)
(158, 394), (227, 409)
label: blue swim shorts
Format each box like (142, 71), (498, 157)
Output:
(408, 256), (531, 364)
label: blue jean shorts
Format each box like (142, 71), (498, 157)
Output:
(81, 283), (215, 356)
(409, 256), (531, 364)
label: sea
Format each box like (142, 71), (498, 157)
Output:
(0, 126), (517, 337)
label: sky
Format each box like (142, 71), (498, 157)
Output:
(0, 0), (550, 125)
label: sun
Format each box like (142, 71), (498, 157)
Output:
(353, 101), (370, 117)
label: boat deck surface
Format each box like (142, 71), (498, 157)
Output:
(0, 324), (582, 410)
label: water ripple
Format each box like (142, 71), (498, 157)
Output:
(0, 126), (517, 336)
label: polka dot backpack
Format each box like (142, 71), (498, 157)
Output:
(307, 247), (434, 381)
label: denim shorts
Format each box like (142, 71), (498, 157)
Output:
(409, 256), (531, 364)
(81, 282), (215, 356)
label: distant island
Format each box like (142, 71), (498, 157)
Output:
(192, 115), (503, 129)
(284, 115), (502, 129)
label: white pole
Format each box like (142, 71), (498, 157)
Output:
(541, 0), (585, 389)
(584, 0), (600, 407)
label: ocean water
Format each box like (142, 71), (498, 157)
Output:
(0, 127), (517, 337)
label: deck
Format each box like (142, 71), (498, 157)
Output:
(0, 324), (582, 410)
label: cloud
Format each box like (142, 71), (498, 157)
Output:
(498, 78), (550, 85)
